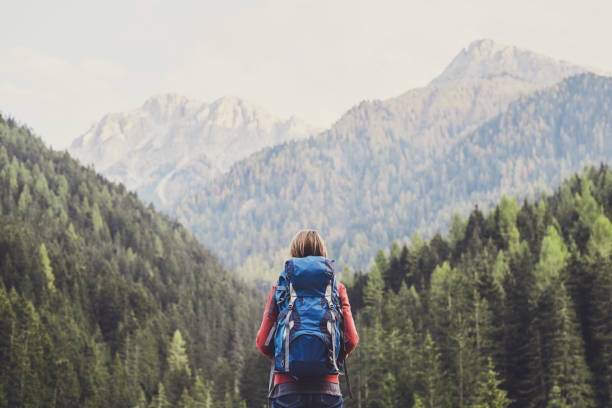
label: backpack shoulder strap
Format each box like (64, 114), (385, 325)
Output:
(282, 281), (298, 371)
(324, 276), (339, 372)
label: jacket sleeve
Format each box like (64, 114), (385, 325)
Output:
(256, 284), (277, 359)
(338, 282), (359, 356)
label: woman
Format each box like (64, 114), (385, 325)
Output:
(256, 230), (359, 408)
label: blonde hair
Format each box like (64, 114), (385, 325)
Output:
(290, 230), (327, 258)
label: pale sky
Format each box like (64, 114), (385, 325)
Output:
(2, 0), (612, 149)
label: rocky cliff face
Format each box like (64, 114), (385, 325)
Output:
(69, 94), (317, 207)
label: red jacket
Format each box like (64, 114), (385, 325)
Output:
(256, 281), (359, 385)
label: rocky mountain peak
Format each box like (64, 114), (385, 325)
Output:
(207, 96), (276, 129)
(142, 93), (191, 119)
(431, 39), (585, 86)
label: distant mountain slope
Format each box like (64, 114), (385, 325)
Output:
(423, 73), (612, 231)
(174, 40), (593, 274)
(0, 115), (266, 407)
(69, 94), (316, 207)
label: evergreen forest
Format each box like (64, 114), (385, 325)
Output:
(340, 165), (612, 408)
(2, 111), (612, 408)
(0, 115), (266, 407)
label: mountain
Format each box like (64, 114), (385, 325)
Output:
(69, 94), (317, 207)
(173, 40), (595, 275)
(422, 73), (612, 232)
(432, 38), (584, 85)
(0, 114), (268, 407)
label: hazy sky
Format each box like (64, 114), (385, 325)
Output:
(2, 0), (611, 149)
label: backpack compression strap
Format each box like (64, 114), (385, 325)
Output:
(325, 278), (339, 372)
(283, 283), (298, 371)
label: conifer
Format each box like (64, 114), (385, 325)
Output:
(473, 358), (511, 408)
(149, 383), (170, 408)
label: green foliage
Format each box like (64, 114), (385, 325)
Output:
(3, 111), (612, 408)
(362, 263), (384, 327)
(0, 116), (260, 407)
(168, 330), (190, 376)
(416, 333), (449, 408)
(38, 243), (55, 292)
(412, 394), (425, 408)
(497, 196), (520, 250)
(149, 383), (170, 408)
(239, 350), (269, 408)
(586, 214), (612, 258)
(344, 166), (612, 408)
(191, 375), (212, 408)
(473, 358), (512, 408)
(534, 225), (569, 294)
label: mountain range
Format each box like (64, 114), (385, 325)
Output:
(69, 39), (610, 277)
(69, 94), (317, 207)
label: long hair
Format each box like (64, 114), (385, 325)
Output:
(289, 230), (327, 258)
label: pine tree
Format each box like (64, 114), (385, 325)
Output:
(239, 350), (269, 408)
(17, 184), (32, 215)
(547, 284), (595, 408)
(168, 329), (191, 375)
(110, 353), (133, 406)
(473, 358), (512, 408)
(576, 178), (601, 229)
(588, 248), (612, 405)
(91, 202), (104, 234)
(38, 243), (55, 292)
(416, 333), (449, 408)
(497, 195), (520, 251)
(191, 375), (211, 408)
(534, 225), (569, 295)
(149, 383), (170, 408)
(586, 214), (612, 258)
(178, 388), (194, 408)
(363, 263), (384, 327)
(7, 290), (47, 407)
(503, 241), (536, 406)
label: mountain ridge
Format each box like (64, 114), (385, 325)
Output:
(69, 94), (317, 206)
(431, 38), (585, 85)
(175, 72), (612, 276)
(69, 39), (603, 275)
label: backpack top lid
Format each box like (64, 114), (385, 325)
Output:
(285, 256), (334, 297)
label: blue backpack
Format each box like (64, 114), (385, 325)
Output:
(265, 256), (345, 378)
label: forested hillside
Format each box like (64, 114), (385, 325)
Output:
(176, 73), (611, 279)
(0, 115), (266, 408)
(343, 165), (612, 408)
(423, 73), (612, 232)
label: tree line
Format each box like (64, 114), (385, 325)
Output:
(342, 165), (612, 407)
